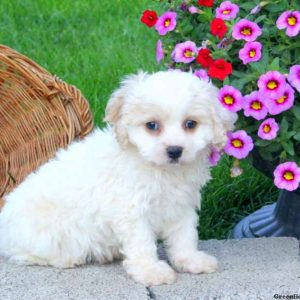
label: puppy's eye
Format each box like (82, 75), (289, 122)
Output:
(184, 120), (198, 129)
(146, 121), (160, 131)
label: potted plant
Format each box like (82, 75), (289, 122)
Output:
(141, 0), (300, 238)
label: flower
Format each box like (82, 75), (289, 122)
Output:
(258, 118), (279, 140)
(216, 1), (239, 21)
(194, 69), (210, 82)
(274, 162), (300, 191)
(257, 71), (287, 100)
(224, 130), (254, 159)
(208, 58), (232, 80)
(232, 19), (262, 42)
(276, 11), (300, 37)
(198, 0), (213, 7)
(288, 65), (300, 93)
(171, 41), (198, 63)
(210, 18), (227, 39)
(265, 84), (295, 115)
(155, 11), (177, 36)
(189, 6), (198, 14)
(250, 1), (268, 15)
(180, 3), (188, 11)
(243, 91), (268, 120)
(156, 40), (164, 63)
(218, 85), (243, 112)
(230, 159), (243, 177)
(196, 48), (214, 68)
(239, 41), (262, 65)
(209, 147), (221, 166)
(141, 10), (158, 28)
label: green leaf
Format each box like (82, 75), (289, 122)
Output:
(265, 3), (287, 12)
(250, 60), (267, 74)
(239, 3), (257, 10)
(255, 140), (272, 147)
(293, 132), (300, 141)
(292, 106), (300, 121)
(223, 77), (230, 86)
(282, 141), (295, 156)
(280, 117), (289, 134)
(255, 15), (267, 24)
(265, 142), (282, 153)
(269, 57), (280, 71)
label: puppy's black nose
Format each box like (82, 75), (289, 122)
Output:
(166, 146), (183, 160)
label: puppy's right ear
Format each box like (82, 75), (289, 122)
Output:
(104, 71), (148, 124)
(104, 87), (124, 124)
(104, 72), (148, 148)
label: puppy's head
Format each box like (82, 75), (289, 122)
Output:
(104, 71), (237, 166)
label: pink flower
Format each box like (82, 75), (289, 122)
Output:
(232, 19), (262, 42)
(189, 6), (198, 14)
(265, 84), (295, 115)
(257, 71), (287, 100)
(171, 41), (198, 63)
(155, 11), (177, 36)
(156, 40), (164, 63)
(274, 162), (300, 191)
(276, 11), (300, 37)
(194, 69), (210, 82)
(209, 147), (221, 166)
(243, 91), (268, 120)
(224, 130), (254, 159)
(288, 65), (300, 93)
(218, 85), (243, 112)
(258, 118), (279, 140)
(239, 41), (262, 64)
(216, 1), (239, 21)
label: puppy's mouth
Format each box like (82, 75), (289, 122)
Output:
(169, 158), (179, 164)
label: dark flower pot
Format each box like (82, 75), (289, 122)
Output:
(232, 150), (300, 239)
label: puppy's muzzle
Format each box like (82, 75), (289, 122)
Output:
(166, 146), (183, 160)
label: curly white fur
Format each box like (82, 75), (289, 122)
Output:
(0, 71), (236, 286)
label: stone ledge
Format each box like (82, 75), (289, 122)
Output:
(1, 237), (299, 300)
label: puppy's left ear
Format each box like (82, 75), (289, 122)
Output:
(104, 71), (148, 147)
(209, 86), (237, 150)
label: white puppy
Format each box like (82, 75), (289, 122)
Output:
(0, 71), (236, 286)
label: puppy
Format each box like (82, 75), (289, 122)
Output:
(0, 71), (236, 286)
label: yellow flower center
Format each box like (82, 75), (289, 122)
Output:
(184, 50), (193, 58)
(288, 16), (296, 26)
(267, 80), (278, 90)
(222, 9), (231, 15)
(232, 139), (243, 148)
(241, 27), (252, 35)
(224, 95), (234, 105)
(164, 19), (170, 27)
(283, 171), (294, 181)
(263, 124), (271, 133)
(251, 101), (262, 110)
(249, 50), (256, 58)
(276, 94), (287, 104)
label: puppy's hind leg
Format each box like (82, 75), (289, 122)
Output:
(0, 198), (89, 269)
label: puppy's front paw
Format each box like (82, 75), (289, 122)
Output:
(172, 251), (218, 274)
(124, 259), (176, 286)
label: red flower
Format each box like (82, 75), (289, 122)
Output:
(141, 10), (158, 28)
(198, 0), (214, 7)
(196, 49), (214, 68)
(208, 59), (232, 80)
(210, 18), (227, 39)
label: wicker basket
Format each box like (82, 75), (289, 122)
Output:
(0, 45), (94, 208)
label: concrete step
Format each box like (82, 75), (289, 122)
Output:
(1, 237), (299, 300)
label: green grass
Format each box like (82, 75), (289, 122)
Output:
(0, 0), (278, 239)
